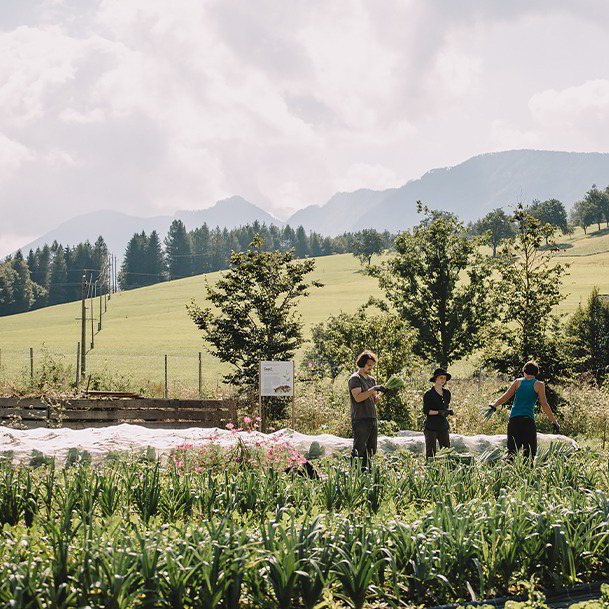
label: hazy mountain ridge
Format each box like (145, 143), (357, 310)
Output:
(13, 150), (609, 257)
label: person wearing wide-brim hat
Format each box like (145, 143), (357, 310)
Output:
(423, 368), (454, 459)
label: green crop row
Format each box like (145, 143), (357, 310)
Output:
(1, 445), (609, 607)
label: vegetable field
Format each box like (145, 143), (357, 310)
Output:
(2, 443), (609, 607)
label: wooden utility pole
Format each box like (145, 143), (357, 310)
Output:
(90, 280), (95, 349)
(164, 355), (168, 398)
(107, 255), (112, 301)
(198, 352), (202, 397)
(30, 347), (34, 384)
(114, 255), (118, 293)
(76, 342), (81, 387)
(98, 281), (103, 331)
(81, 275), (87, 376)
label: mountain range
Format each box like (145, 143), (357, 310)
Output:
(15, 149), (609, 258)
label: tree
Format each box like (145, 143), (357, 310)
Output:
(570, 199), (597, 235)
(145, 230), (165, 284)
(294, 226), (309, 258)
(373, 203), (493, 368)
(583, 186), (608, 231)
(187, 235), (322, 390)
(0, 262), (17, 315)
(471, 208), (515, 257)
(528, 199), (569, 243)
(164, 220), (192, 280)
(120, 232), (148, 289)
(565, 287), (609, 383)
(352, 229), (385, 266)
(47, 247), (68, 305)
(190, 223), (211, 275)
(483, 205), (570, 383)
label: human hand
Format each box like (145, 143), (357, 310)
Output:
(481, 404), (496, 422)
(371, 385), (387, 393)
(552, 421), (561, 434)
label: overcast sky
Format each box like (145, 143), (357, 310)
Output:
(2, 0), (609, 257)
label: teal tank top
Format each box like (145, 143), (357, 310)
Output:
(510, 378), (537, 419)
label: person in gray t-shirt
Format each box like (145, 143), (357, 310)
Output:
(348, 350), (385, 469)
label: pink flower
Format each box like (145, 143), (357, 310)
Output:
(244, 416), (252, 424)
(226, 423), (234, 430)
(255, 416), (262, 422)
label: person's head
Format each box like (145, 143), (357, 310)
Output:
(522, 360), (539, 377)
(429, 367), (451, 385)
(356, 350), (377, 374)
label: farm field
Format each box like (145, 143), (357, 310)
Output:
(1, 226), (609, 391)
(0, 443), (607, 608)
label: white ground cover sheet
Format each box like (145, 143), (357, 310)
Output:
(0, 424), (577, 463)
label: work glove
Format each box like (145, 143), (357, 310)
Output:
(481, 404), (496, 422)
(371, 385), (387, 393)
(552, 421), (561, 434)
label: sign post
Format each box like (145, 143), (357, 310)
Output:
(259, 361), (295, 432)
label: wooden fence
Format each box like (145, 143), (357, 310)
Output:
(0, 397), (238, 430)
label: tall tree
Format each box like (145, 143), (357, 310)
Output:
(471, 208), (515, 257)
(145, 230), (165, 284)
(10, 251), (36, 313)
(352, 229), (385, 266)
(570, 199), (597, 235)
(373, 202), (493, 368)
(165, 219), (192, 280)
(483, 205), (570, 382)
(566, 286), (609, 383)
(120, 232), (147, 289)
(187, 235), (322, 390)
(0, 262), (17, 315)
(528, 199), (569, 243)
(294, 226), (309, 258)
(583, 186), (608, 231)
(190, 223), (211, 275)
(47, 247), (68, 305)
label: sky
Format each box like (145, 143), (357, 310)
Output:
(2, 0), (609, 257)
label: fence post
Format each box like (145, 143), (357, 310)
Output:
(198, 352), (202, 398)
(30, 347), (34, 384)
(76, 342), (81, 388)
(164, 355), (168, 399)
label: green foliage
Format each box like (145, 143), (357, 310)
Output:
(164, 219), (193, 281)
(483, 205), (570, 384)
(373, 202), (494, 367)
(352, 228), (386, 267)
(528, 198), (569, 243)
(471, 207), (516, 257)
(570, 198), (599, 234)
(565, 286), (609, 382)
(188, 235), (322, 390)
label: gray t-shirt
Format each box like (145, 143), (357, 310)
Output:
(348, 371), (378, 420)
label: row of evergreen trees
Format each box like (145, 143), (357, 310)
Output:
(0, 238), (108, 316)
(118, 220), (392, 289)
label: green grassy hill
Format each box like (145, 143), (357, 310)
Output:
(1, 227), (608, 393)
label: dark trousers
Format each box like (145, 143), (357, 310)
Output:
(352, 418), (377, 469)
(507, 416), (537, 460)
(424, 428), (450, 459)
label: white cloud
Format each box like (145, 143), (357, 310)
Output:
(0, 131), (34, 182)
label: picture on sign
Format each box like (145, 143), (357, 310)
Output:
(260, 361), (294, 397)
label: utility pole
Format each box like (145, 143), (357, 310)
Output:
(98, 280), (103, 331)
(90, 280), (95, 349)
(107, 254), (111, 301)
(114, 255), (118, 293)
(81, 274), (87, 377)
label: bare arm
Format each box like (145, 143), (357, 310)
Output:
(492, 380), (519, 408)
(536, 382), (557, 424)
(351, 387), (379, 403)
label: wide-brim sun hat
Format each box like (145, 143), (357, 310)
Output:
(429, 368), (451, 382)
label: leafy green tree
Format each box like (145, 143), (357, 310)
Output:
(583, 186), (608, 231)
(528, 199), (569, 243)
(190, 223), (212, 275)
(164, 219), (192, 280)
(294, 226), (309, 258)
(565, 286), (609, 383)
(187, 235), (322, 390)
(0, 261), (17, 315)
(570, 199), (597, 235)
(120, 232), (148, 289)
(471, 208), (515, 257)
(301, 303), (420, 425)
(483, 205), (570, 383)
(372, 203), (493, 368)
(352, 229), (385, 266)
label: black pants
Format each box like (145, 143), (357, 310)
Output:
(507, 416), (537, 460)
(352, 418), (377, 468)
(424, 428), (450, 459)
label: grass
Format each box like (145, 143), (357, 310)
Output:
(1, 226), (609, 391)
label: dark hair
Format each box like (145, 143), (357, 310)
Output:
(356, 350), (377, 368)
(523, 361), (539, 376)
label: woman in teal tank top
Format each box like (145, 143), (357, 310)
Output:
(488, 361), (560, 460)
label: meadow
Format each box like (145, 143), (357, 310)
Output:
(1, 226), (609, 393)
